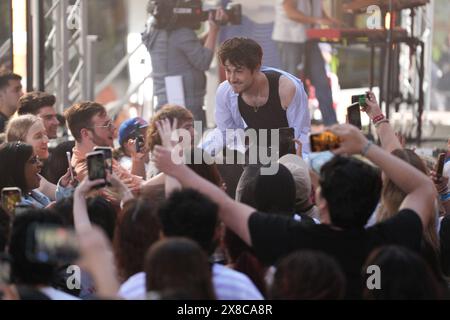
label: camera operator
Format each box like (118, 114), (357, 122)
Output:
(143, 0), (227, 127)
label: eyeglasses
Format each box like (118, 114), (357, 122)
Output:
(90, 120), (114, 130)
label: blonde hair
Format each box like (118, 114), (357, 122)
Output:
(6, 114), (41, 143)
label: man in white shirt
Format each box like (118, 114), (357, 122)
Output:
(211, 37), (311, 158)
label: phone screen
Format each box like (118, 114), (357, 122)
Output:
(93, 147), (113, 173)
(136, 135), (145, 153)
(87, 152), (107, 185)
(26, 224), (79, 264)
(310, 132), (341, 153)
(347, 103), (362, 130)
(351, 93), (369, 107)
(1, 188), (22, 214)
(66, 152), (74, 181)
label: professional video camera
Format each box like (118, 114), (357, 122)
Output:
(147, 0), (242, 30)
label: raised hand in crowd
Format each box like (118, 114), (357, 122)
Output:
(155, 118), (183, 196)
(329, 124), (435, 227)
(361, 91), (402, 153)
(125, 138), (147, 179)
(59, 167), (78, 189)
(77, 226), (120, 299)
(156, 118), (179, 150)
(73, 177), (107, 232)
(108, 173), (134, 206)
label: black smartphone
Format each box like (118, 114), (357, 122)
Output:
(351, 93), (370, 107)
(279, 127), (296, 157)
(310, 131), (341, 153)
(436, 153), (446, 178)
(347, 102), (362, 130)
(135, 124), (145, 153)
(1, 187), (22, 215)
(93, 146), (113, 174)
(87, 151), (107, 188)
(26, 223), (79, 265)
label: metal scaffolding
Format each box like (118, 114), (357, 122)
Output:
(30, 0), (96, 114)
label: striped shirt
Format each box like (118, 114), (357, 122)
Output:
(118, 264), (264, 300)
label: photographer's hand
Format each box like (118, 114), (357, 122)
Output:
(204, 9), (222, 51)
(329, 124), (368, 156)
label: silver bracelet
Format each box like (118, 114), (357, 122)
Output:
(361, 141), (374, 157)
(374, 119), (389, 128)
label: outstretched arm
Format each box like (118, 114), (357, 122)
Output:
(153, 145), (255, 245)
(362, 92), (402, 153)
(331, 124), (436, 227)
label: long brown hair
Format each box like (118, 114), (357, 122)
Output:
(113, 197), (161, 282)
(377, 149), (439, 251)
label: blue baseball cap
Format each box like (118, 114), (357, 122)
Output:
(118, 117), (149, 145)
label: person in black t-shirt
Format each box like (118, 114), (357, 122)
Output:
(152, 124), (436, 299)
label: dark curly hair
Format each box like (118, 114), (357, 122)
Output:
(18, 91), (56, 116)
(158, 189), (219, 255)
(319, 156), (382, 229)
(218, 37), (263, 72)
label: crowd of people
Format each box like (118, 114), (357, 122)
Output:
(0, 2), (448, 301)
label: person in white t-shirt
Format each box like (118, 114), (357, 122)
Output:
(272, 0), (339, 125)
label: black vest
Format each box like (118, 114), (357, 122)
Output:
(238, 70), (289, 130)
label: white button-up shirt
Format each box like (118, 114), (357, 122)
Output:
(203, 66), (310, 159)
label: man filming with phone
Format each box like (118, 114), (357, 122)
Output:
(64, 102), (143, 204)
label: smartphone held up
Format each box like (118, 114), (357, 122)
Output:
(86, 151), (107, 189)
(310, 131), (341, 153)
(93, 146), (113, 174)
(347, 102), (362, 130)
(1, 187), (22, 215)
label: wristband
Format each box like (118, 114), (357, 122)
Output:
(361, 141), (374, 157)
(372, 114), (385, 124)
(374, 119), (389, 128)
